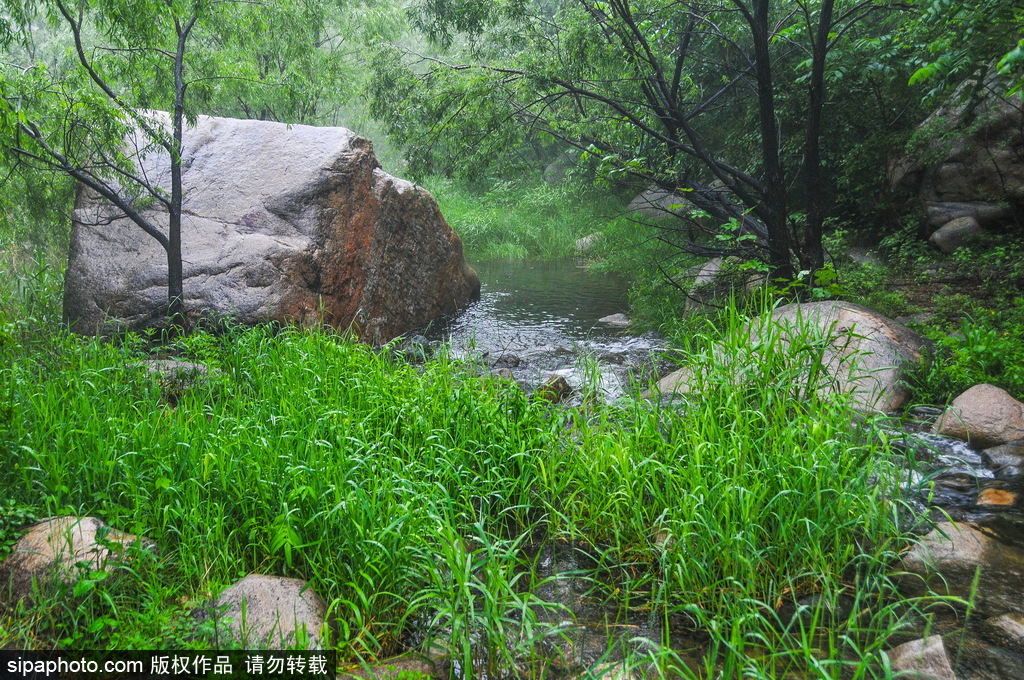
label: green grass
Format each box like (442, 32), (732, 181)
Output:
(424, 177), (633, 260)
(0, 247), (929, 678)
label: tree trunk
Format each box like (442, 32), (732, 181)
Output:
(801, 0), (835, 274)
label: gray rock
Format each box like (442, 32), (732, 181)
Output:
(929, 215), (985, 253)
(574, 232), (603, 255)
(982, 440), (1024, 476)
(892, 81), (1023, 228)
(654, 301), (926, 411)
(980, 613), (1024, 650)
(0, 516), (153, 601)
(626, 188), (690, 218)
(597, 313), (630, 327)
(936, 384), (1024, 448)
(899, 522), (1024, 617)
(534, 375), (572, 404)
(885, 636), (956, 680)
(844, 247), (885, 267)
(925, 201), (1012, 228)
(64, 112), (479, 343)
(207, 574), (328, 649)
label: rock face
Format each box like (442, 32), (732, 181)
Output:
(885, 636), (956, 680)
(892, 82), (1023, 232)
(900, 522), (1024, 617)
(208, 574), (328, 649)
(653, 301), (926, 411)
(64, 112), (480, 343)
(935, 384), (1024, 448)
(0, 516), (152, 600)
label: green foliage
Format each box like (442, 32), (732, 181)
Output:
(0, 500), (38, 562)
(426, 176), (630, 259)
(911, 305), (1024, 404)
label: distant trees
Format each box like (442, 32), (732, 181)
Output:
(0, 0), (347, 328)
(370, 0), (920, 281)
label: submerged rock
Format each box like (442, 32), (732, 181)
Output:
(64, 112), (479, 343)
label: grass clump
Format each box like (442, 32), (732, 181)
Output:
(0, 304), (924, 678)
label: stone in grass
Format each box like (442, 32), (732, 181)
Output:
(574, 662), (639, 680)
(884, 636), (956, 680)
(338, 655), (440, 679)
(899, 521), (1024, 617)
(929, 215), (985, 253)
(206, 574), (328, 649)
(0, 516), (154, 602)
(935, 384), (1024, 448)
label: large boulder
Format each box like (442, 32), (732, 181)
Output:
(64, 112), (479, 343)
(891, 81), (1023, 230)
(0, 516), (153, 601)
(653, 301), (926, 411)
(206, 574), (328, 649)
(935, 384), (1024, 448)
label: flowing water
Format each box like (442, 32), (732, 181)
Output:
(425, 259), (666, 401)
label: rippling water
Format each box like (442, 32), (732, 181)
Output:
(425, 259), (664, 398)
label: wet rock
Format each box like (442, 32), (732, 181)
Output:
(885, 636), (956, 680)
(685, 257), (756, 311)
(534, 375), (573, 404)
(339, 655), (440, 679)
(979, 613), (1024, 650)
(904, 406), (946, 433)
(64, 112), (479, 342)
(899, 521), (1024, 617)
(0, 516), (153, 601)
(491, 367), (515, 381)
(598, 313), (630, 327)
(925, 201), (1013, 229)
(929, 215), (985, 253)
(936, 384), (1024, 448)
(982, 440), (1024, 477)
(977, 487), (1017, 507)
(493, 352), (523, 368)
(207, 574), (328, 649)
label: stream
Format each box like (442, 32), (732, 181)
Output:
(424, 259), (666, 401)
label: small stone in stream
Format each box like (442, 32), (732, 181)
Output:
(982, 440), (1024, 472)
(491, 368), (515, 381)
(977, 488), (1017, 507)
(885, 636), (956, 680)
(533, 375), (572, 404)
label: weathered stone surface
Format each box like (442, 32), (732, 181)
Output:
(684, 257), (762, 311)
(925, 201), (1012, 228)
(885, 636), (956, 680)
(891, 81), (1023, 230)
(208, 574), (328, 649)
(0, 516), (152, 600)
(936, 384), (1024, 448)
(900, 522), (1024, 617)
(64, 112), (479, 343)
(654, 301), (925, 410)
(929, 215), (985, 253)
(980, 613), (1024, 650)
(977, 487), (1018, 507)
